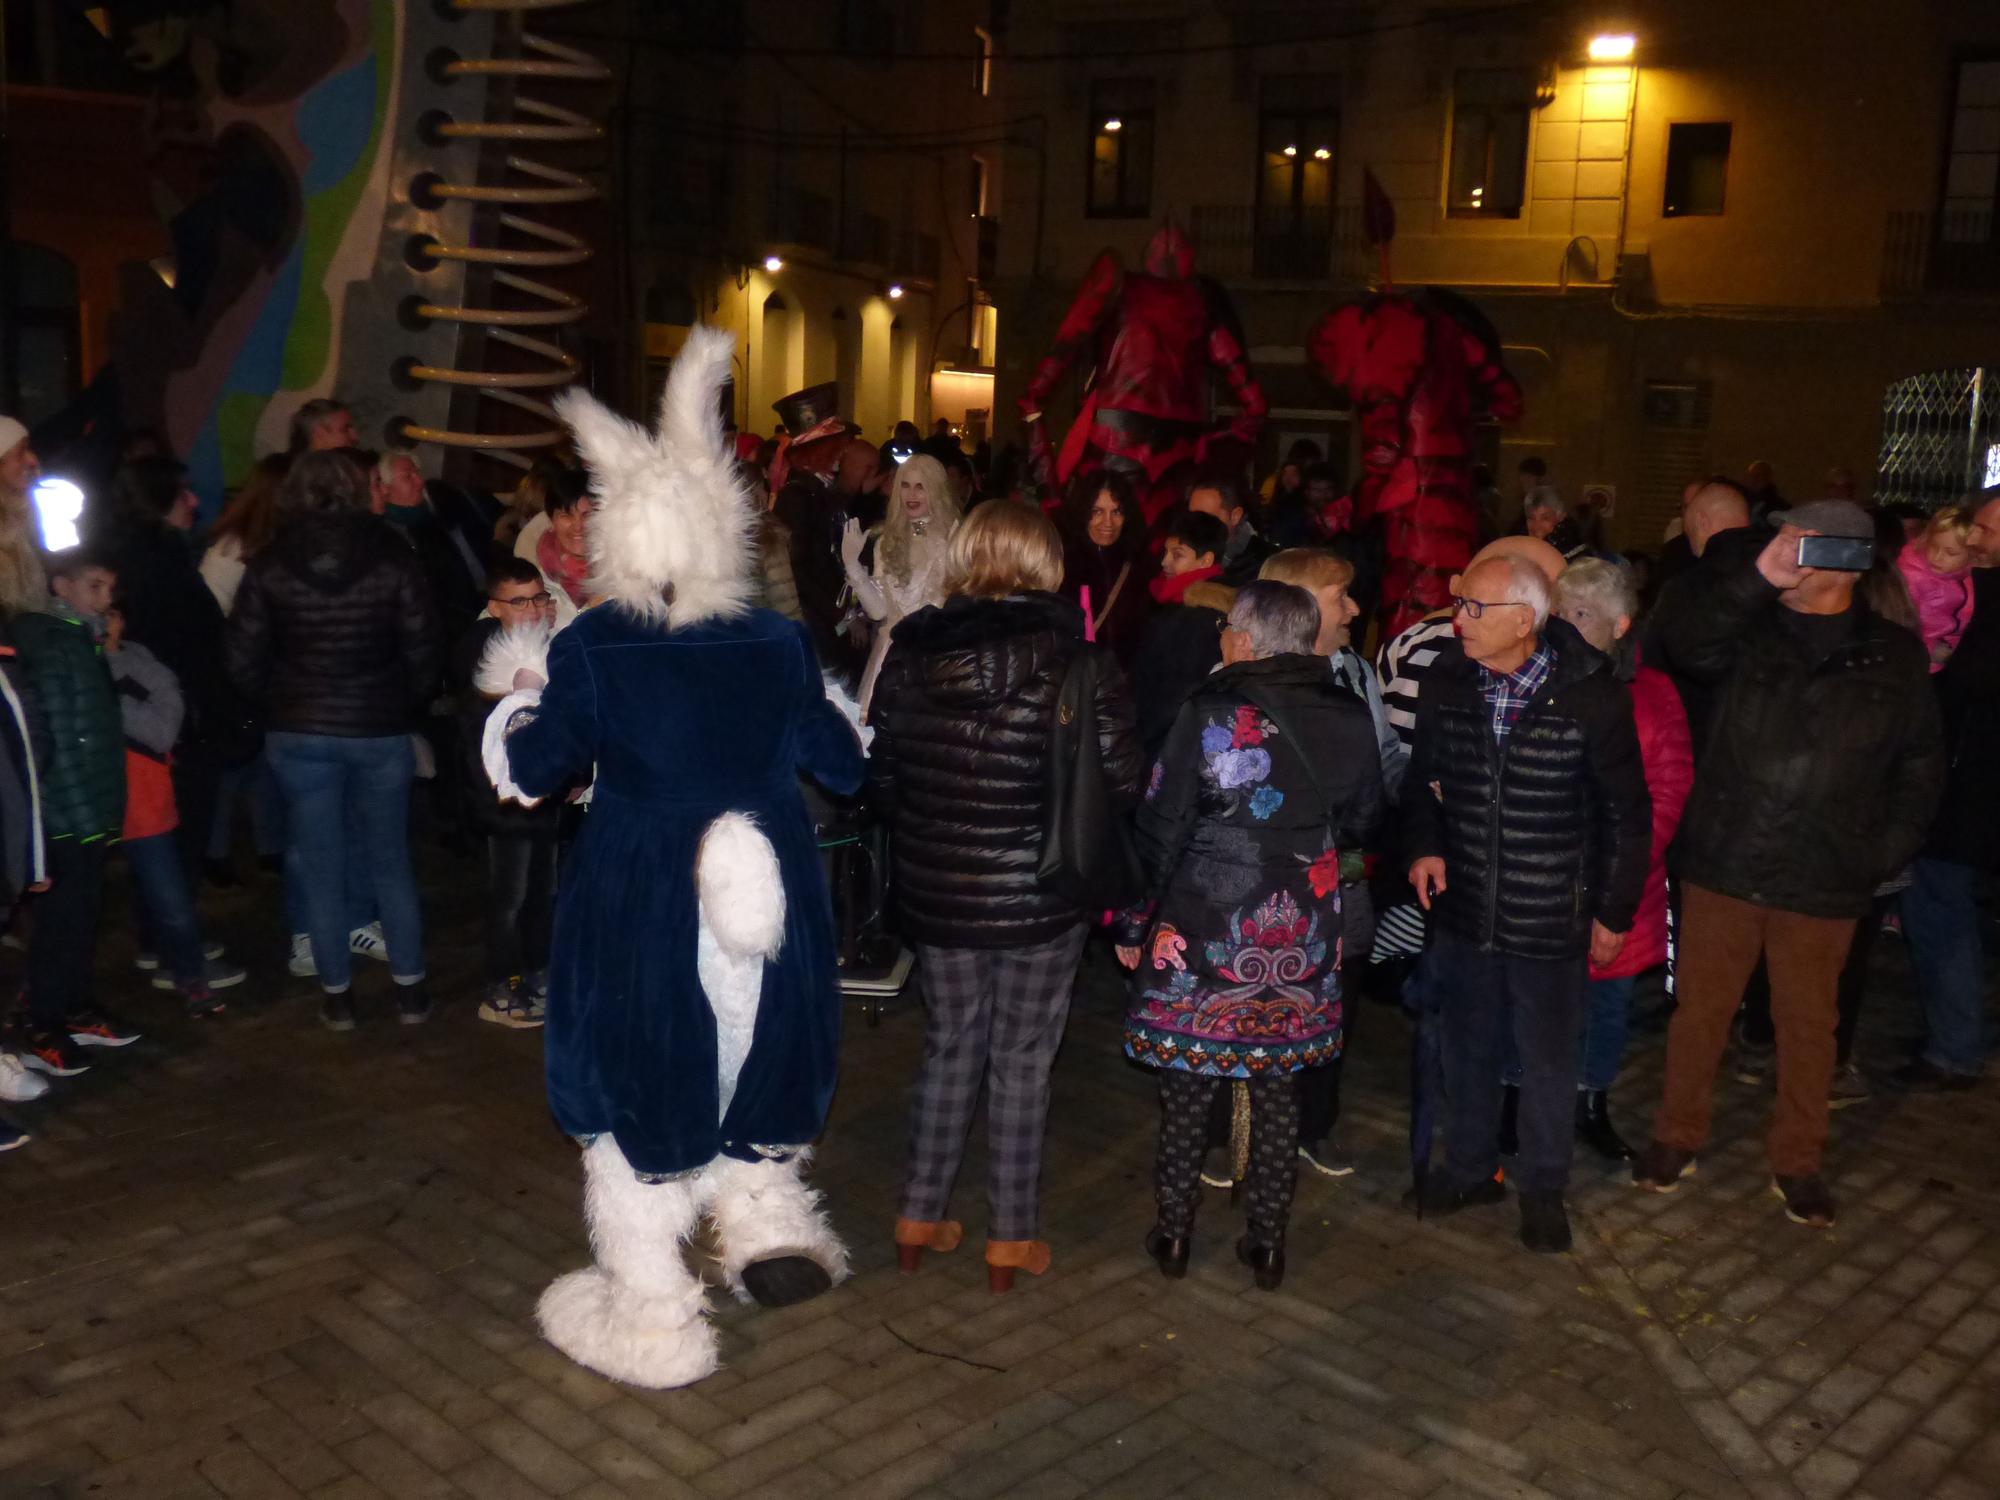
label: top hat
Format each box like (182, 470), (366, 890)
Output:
(773, 382), (842, 438)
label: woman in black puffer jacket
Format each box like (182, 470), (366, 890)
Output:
(870, 498), (1142, 1290)
(226, 451), (443, 1029)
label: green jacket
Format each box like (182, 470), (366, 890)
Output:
(12, 607), (124, 842)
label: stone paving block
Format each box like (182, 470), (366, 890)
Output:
(328, 1431), (456, 1499)
(1918, 1380), (2000, 1449)
(1881, 1347), (1966, 1404)
(471, 1411), (597, 1494)
(1933, 1306), (2000, 1361)
(1826, 1393), (1918, 1463)
(592, 1396), (722, 1478)
(1725, 1373), (1801, 1428)
(1684, 1397), (1778, 1475)
(1791, 1443), (1864, 1500)
(1863, 1430), (1957, 1497)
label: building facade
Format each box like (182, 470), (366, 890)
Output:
(614, 0), (1003, 446)
(989, 0), (2000, 547)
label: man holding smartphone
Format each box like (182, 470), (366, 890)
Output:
(1634, 500), (1944, 1227)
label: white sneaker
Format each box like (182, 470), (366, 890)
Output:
(289, 933), (317, 978)
(0, 1051), (50, 1102)
(349, 923), (388, 962)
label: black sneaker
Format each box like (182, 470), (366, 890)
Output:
(394, 982), (432, 1026)
(68, 1009), (142, 1048)
(1772, 1174), (1836, 1228)
(1411, 1173), (1507, 1218)
(180, 983), (226, 1020)
(24, 1029), (90, 1077)
(1519, 1191), (1573, 1253)
(1575, 1090), (1635, 1162)
(319, 992), (356, 1032)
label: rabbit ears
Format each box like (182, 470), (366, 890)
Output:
(553, 325), (756, 630)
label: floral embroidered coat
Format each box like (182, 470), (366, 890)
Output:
(1118, 653), (1384, 1077)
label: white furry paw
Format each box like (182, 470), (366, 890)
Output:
(481, 691), (543, 805)
(537, 1269), (721, 1389)
(697, 812), (785, 961)
(702, 1154), (850, 1303)
(475, 622), (553, 698)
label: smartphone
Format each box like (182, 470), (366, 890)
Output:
(1796, 534), (1874, 572)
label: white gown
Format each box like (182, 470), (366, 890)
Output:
(848, 524), (951, 716)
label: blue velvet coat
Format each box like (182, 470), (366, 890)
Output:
(505, 603), (866, 1177)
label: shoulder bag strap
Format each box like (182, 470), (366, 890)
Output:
(1090, 561), (1133, 636)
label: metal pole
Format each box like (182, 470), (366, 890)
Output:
(1967, 367), (1986, 494)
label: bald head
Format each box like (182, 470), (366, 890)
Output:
(1469, 534), (1566, 586)
(835, 437), (881, 494)
(1684, 482), (1750, 557)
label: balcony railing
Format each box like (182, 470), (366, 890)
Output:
(1882, 206), (2000, 299)
(1188, 203), (1370, 284)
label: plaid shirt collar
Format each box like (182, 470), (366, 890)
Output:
(1475, 640), (1554, 741)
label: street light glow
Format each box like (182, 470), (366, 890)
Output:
(1589, 34), (1636, 61)
(1313, 147), (1331, 161)
(1282, 144), (1298, 158)
(887, 283), (904, 300)
(763, 255), (784, 273)
(1102, 118), (1122, 133)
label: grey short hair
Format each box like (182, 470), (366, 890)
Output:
(1468, 554), (1553, 632)
(1524, 485), (1566, 519)
(1552, 557), (1636, 625)
(1228, 580), (1321, 658)
(376, 451), (418, 488)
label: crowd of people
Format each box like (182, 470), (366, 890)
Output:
(0, 395), (1993, 1299)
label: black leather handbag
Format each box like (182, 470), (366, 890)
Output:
(1036, 646), (1144, 909)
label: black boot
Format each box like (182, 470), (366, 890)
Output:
(1519, 1191), (1572, 1253)
(1145, 1226), (1190, 1280)
(1236, 1235), (1285, 1291)
(1498, 1083), (1520, 1156)
(1576, 1089), (1634, 1162)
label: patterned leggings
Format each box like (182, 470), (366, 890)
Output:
(1154, 1070), (1300, 1249)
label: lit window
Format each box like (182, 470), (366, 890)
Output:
(1088, 79), (1155, 218)
(1448, 69), (1531, 218)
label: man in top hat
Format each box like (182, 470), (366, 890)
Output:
(768, 383), (884, 683)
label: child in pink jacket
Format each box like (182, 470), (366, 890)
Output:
(1897, 507), (1977, 671)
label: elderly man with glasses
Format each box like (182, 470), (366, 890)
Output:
(1403, 555), (1651, 1251)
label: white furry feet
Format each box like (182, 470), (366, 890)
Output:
(706, 1153), (850, 1303)
(542, 1140), (849, 1389)
(537, 1268), (720, 1389)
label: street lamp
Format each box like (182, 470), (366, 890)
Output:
(886, 283), (905, 300)
(762, 255), (784, 273)
(1588, 34), (1635, 61)
(1102, 118), (1122, 133)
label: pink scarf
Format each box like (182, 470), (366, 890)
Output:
(537, 526), (591, 607)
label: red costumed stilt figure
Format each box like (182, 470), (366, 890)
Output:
(1306, 178), (1522, 639)
(1020, 223), (1267, 526)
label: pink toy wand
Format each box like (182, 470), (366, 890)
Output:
(1080, 584), (1095, 641)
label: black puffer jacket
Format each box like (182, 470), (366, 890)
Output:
(1403, 620), (1651, 960)
(869, 591), (1143, 947)
(225, 512), (444, 738)
(1653, 548), (1944, 917)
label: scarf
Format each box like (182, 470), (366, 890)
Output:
(1148, 562), (1222, 606)
(537, 525), (591, 607)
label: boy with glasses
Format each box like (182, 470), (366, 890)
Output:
(453, 559), (561, 1027)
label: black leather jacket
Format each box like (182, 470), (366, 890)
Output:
(226, 512), (443, 739)
(1652, 548), (1945, 917)
(869, 591), (1143, 948)
(1403, 620), (1651, 960)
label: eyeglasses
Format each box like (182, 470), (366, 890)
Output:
(1450, 596), (1533, 620)
(490, 591), (552, 608)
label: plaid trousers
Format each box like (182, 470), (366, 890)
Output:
(901, 925), (1089, 1241)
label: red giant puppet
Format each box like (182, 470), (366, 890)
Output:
(1020, 223), (1267, 525)
(1307, 172), (1522, 639)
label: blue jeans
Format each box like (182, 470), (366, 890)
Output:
(125, 832), (205, 987)
(1502, 974), (1635, 1093)
(1434, 936), (1587, 1195)
(267, 733), (424, 990)
(1901, 856), (1989, 1076)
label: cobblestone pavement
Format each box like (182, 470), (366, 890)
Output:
(2, 858), (1998, 1499)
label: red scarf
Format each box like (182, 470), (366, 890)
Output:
(537, 526), (591, 607)
(1148, 562), (1222, 606)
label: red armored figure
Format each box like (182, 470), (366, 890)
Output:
(1308, 287), (1521, 639)
(1021, 223), (1267, 525)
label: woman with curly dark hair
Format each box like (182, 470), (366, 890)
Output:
(1057, 470), (1154, 668)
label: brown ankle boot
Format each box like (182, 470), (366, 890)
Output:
(983, 1238), (1051, 1293)
(893, 1218), (963, 1273)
